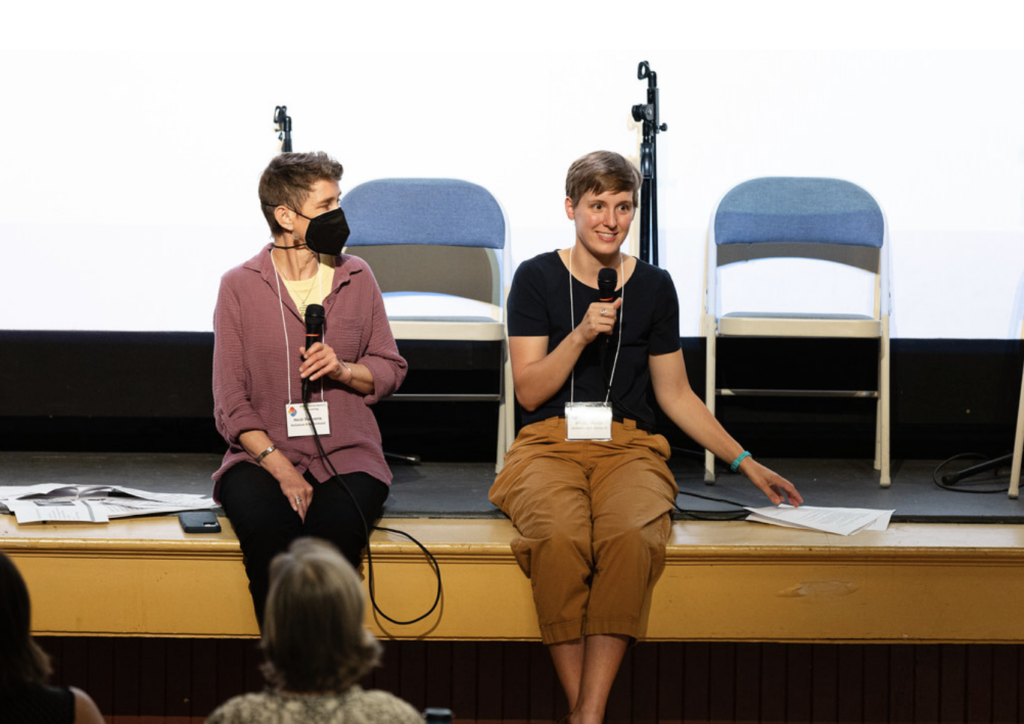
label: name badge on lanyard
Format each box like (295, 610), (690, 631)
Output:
(565, 401), (613, 441)
(285, 402), (331, 437)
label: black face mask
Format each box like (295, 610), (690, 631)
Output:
(297, 207), (350, 256)
(269, 206), (351, 256)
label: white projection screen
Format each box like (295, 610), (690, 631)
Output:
(1, 1), (1022, 339)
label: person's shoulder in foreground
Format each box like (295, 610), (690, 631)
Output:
(205, 686), (422, 724)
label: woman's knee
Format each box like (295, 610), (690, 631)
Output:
(510, 525), (592, 578)
(593, 514), (670, 562)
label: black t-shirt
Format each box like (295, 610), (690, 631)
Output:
(507, 251), (681, 427)
(7, 684), (75, 724)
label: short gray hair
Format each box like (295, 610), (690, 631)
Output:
(260, 538), (381, 692)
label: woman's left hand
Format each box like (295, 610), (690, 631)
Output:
(299, 342), (353, 385)
(740, 458), (804, 507)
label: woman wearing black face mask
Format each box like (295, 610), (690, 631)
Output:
(211, 152), (408, 626)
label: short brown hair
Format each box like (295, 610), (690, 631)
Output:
(258, 152), (344, 236)
(260, 538), (381, 693)
(565, 150), (642, 208)
(0, 551), (53, 691)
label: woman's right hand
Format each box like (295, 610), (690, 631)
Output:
(574, 297), (622, 345)
(239, 431), (315, 521)
(510, 296), (624, 412)
(278, 471), (314, 521)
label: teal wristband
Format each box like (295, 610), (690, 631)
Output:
(730, 451), (751, 472)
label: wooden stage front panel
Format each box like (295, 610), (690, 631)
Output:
(4, 516), (1024, 644)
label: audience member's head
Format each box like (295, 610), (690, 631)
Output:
(260, 538), (381, 693)
(0, 550), (52, 691)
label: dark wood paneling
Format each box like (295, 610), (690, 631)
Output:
(476, 641), (505, 723)
(398, 639), (429, 713)
(138, 638), (166, 720)
(811, 644), (838, 724)
(707, 642), (735, 724)
(992, 645), (1019, 724)
(452, 643), (480, 723)
(211, 639), (243, 713)
(682, 641), (710, 724)
(38, 638), (1024, 724)
(913, 645), (941, 723)
(165, 639), (194, 719)
(836, 643), (864, 723)
(88, 638), (116, 718)
(863, 644), (890, 724)
(630, 643), (659, 724)
(656, 640), (684, 724)
(786, 643), (813, 724)
(111, 638), (141, 724)
(966, 644), (995, 724)
(888, 645), (915, 723)
(733, 642), (761, 724)
(529, 639), (562, 723)
(759, 643), (787, 724)
(426, 641), (454, 718)
(190, 639), (220, 717)
(501, 641), (530, 724)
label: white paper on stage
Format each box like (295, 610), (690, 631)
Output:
(7, 499), (111, 524)
(0, 484), (215, 524)
(744, 504), (894, 536)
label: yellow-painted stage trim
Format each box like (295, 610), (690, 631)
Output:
(4, 515), (1024, 643)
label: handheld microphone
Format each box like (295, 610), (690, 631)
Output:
(302, 304), (325, 401)
(596, 268), (617, 373)
(598, 267), (617, 303)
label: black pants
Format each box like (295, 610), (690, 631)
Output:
(218, 462), (389, 626)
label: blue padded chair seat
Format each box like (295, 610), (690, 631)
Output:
(718, 312), (881, 338)
(343, 178), (505, 249)
(389, 315), (502, 323)
(386, 317), (506, 342)
(715, 178), (883, 248)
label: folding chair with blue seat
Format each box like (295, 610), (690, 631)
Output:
(341, 178), (513, 472)
(701, 177), (892, 486)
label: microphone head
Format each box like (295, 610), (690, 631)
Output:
(597, 268), (617, 301)
(305, 304), (325, 328)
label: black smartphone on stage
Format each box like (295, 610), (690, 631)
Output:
(178, 510), (222, 533)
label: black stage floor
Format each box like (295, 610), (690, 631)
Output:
(1, 451), (1021, 525)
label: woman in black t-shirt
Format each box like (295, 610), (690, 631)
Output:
(490, 151), (803, 724)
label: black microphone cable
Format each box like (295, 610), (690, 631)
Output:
(301, 324), (441, 625)
(304, 399), (442, 625)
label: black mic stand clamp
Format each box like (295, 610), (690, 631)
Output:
(630, 61), (668, 267)
(274, 105), (293, 153)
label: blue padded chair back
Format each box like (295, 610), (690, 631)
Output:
(715, 178), (883, 248)
(343, 178), (505, 249)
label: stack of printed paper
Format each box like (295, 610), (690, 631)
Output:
(745, 504), (894, 535)
(0, 484), (215, 524)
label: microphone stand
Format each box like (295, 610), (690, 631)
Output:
(631, 61), (668, 267)
(274, 105), (293, 152)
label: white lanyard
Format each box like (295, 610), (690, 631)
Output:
(568, 247), (624, 405)
(270, 249), (325, 405)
